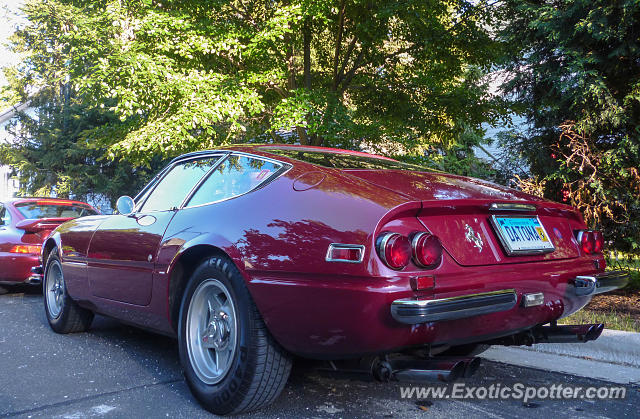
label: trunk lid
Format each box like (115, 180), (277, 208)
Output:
(345, 169), (581, 266)
(415, 201), (580, 266)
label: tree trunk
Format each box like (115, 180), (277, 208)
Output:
(303, 17), (311, 90)
(302, 17), (315, 146)
(332, 0), (346, 92)
(286, 32), (309, 146)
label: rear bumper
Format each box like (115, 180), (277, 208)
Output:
(0, 253), (40, 284)
(391, 289), (518, 324)
(391, 270), (628, 325)
(249, 256), (624, 358)
(573, 270), (629, 296)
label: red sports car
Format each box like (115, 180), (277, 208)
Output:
(0, 198), (99, 293)
(40, 145), (627, 414)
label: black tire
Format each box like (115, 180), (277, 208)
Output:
(0, 285), (7, 295)
(441, 343), (490, 357)
(44, 247), (94, 334)
(178, 256), (292, 415)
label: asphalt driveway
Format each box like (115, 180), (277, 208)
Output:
(0, 287), (637, 418)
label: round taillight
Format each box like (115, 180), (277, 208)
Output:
(377, 232), (411, 270)
(411, 232), (443, 268)
(593, 231), (604, 253)
(579, 231), (594, 254)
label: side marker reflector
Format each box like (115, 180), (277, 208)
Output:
(326, 244), (365, 263)
(522, 292), (544, 308)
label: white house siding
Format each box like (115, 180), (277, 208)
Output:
(0, 166), (18, 200)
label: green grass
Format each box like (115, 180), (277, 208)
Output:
(626, 270), (640, 291)
(606, 251), (640, 290)
(559, 309), (640, 333)
(558, 251), (640, 332)
(559, 252), (640, 332)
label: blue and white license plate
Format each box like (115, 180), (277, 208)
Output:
(490, 216), (555, 255)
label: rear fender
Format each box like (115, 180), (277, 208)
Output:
(373, 201), (422, 235)
(165, 233), (247, 281)
(163, 233), (248, 330)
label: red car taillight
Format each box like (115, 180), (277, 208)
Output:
(580, 231), (594, 254)
(593, 231), (604, 253)
(10, 245), (42, 254)
(576, 230), (604, 254)
(376, 232), (411, 270)
(411, 232), (443, 268)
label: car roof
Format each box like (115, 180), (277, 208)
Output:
(170, 144), (397, 164)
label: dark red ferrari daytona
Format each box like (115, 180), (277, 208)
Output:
(40, 145), (627, 414)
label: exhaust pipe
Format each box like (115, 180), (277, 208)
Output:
(390, 358), (466, 382)
(487, 323), (605, 346)
(374, 357), (479, 383)
(319, 355), (481, 384)
(535, 323), (604, 343)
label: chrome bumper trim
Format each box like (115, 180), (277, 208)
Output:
(25, 275), (42, 285)
(391, 289), (518, 324)
(573, 270), (629, 296)
(25, 265), (43, 285)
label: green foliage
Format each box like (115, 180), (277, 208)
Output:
(0, 96), (161, 205)
(0, 0), (163, 204)
(3, 0), (507, 190)
(0, 72), (21, 107)
(499, 0), (640, 252)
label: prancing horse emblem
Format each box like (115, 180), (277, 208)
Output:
(465, 224), (484, 252)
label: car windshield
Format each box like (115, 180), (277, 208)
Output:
(260, 147), (437, 172)
(15, 202), (98, 219)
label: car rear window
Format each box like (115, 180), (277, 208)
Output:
(261, 148), (436, 172)
(15, 202), (98, 219)
(186, 155), (283, 207)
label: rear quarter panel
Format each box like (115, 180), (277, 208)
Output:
(158, 164), (410, 335)
(162, 163), (409, 273)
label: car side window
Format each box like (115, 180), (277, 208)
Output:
(186, 155), (283, 207)
(140, 157), (220, 212)
(0, 205), (10, 226)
